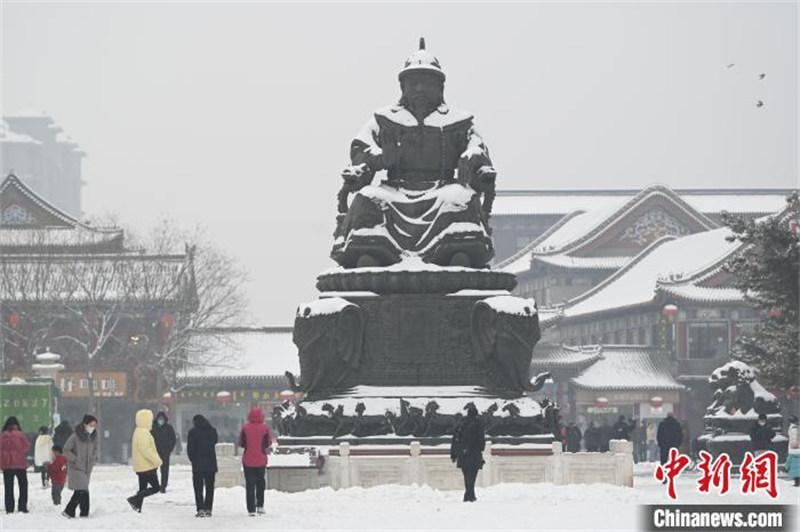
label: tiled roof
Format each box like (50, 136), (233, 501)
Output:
(533, 254), (630, 271)
(0, 254), (190, 302)
(657, 284), (746, 304)
(569, 345), (684, 391)
(493, 188), (794, 216)
(531, 185), (718, 255)
(561, 227), (741, 319)
(531, 344), (602, 370)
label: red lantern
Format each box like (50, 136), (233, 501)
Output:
(650, 396), (663, 408)
(160, 314), (176, 327)
(163, 392), (173, 404)
(595, 397), (609, 408)
(662, 304), (678, 317)
(216, 391), (232, 403)
(767, 309), (782, 318)
(7, 313), (19, 328)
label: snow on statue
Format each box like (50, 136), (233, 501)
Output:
(332, 38), (497, 269)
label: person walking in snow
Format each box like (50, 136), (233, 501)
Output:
(656, 413), (683, 465)
(451, 404), (486, 502)
(187, 415), (218, 517)
(34, 426), (53, 488)
(1, 416), (30, 513)
(62, 415), (99, 518)
(127, 409), (163, 512)
(151, 411), (176, 493)
(239, 407), (274, 516)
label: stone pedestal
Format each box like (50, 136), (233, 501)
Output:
(215, 443), (243, 488)
(323, 440), (633, 491)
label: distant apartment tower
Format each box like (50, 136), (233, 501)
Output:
(1, 110), (85, 217)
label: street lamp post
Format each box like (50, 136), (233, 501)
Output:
(31, 350), (65, 427)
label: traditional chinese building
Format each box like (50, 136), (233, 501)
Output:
(531, 344), (684, 426)
(494, 185), (792, 306)
(0, 173), (192, 462)
(491, 185), (792, 267)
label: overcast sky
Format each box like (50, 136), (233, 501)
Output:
(2, 1), (798, 325)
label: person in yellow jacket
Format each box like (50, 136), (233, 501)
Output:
(126, 409), (163, 512)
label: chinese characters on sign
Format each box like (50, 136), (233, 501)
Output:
(655, 450), (779, 500)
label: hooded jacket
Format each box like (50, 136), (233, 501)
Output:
(62, 423), (99, 490)
(132, 409), (163, 473)
(187, 415), (218, 473)
(239, 407), (273, 468)
(34, 433), (53, 466)
(151, 411), (177, 460)
(0, 420), (29, 470)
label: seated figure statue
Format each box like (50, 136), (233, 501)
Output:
(332, 38), (497, 269)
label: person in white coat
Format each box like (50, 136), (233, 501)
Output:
(34, 426), (53, 489)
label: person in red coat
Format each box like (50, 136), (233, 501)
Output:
(238, 407), (274, 516)
(0, 416), (30, 513)
(47, 445), (68, 505)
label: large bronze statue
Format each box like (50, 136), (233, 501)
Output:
(332, 38), (497, 269)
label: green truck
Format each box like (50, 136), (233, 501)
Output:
(0, 379), (54, 430)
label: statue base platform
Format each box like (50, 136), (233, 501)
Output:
(274, 385), (557, 440)
(281, 265), (554, 440)
(316, 265), (517, 295)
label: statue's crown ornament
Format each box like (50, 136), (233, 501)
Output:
(399, 37), (446, 81)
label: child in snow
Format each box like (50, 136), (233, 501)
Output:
(48, 445), (68, 504)
(126, 409), (163, 512)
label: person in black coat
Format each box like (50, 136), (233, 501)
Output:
(749, 413), (775, 453)
(612, 416), (633, 441)
(565, 422), (582, 452)
(584, 422), (600, 452)
(151, 411), (176, 493)
(450, 405), (485, 502)
(599, 419), (613, 452)
(187, 415), (218, 517)
(656, 413), (683, 465)
(53, 420), (72, 449)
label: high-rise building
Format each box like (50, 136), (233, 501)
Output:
(1, 110), (85, 217)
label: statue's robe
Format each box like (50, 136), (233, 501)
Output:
(331, 103), (495, 268)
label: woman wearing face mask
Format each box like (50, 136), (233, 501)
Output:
(61, 415), (99, 518)
(151, 412), (176, 493)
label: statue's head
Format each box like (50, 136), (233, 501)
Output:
(399, 38), (445, 118)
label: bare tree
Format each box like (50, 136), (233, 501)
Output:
(127, 220), (250, 398)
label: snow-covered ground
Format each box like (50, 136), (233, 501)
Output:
(2, 463), (797, 531)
